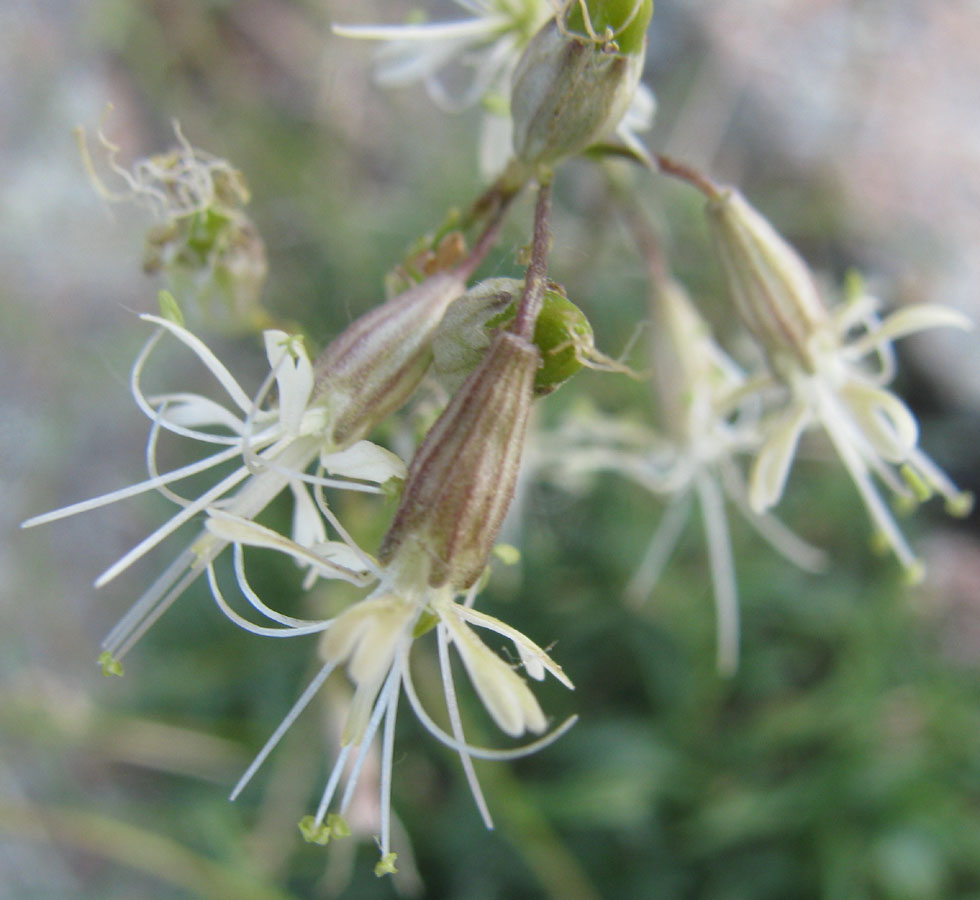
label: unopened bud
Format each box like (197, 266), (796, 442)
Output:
(510, 0), (652, 167)
(312, 271), (466, 447)
(379, 331), (540, 590)
(705, 188), (828, 373)
(433, 277), (603, 395)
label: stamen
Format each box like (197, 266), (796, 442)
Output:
(339, 662), (402, 817)
(313, 478), (384, 577)
(230, 661), (337, 801)
(438, 624), (494, 829)
(817, 388), (919, 570)
(379, 665), (402, 854)
(20, 442), (243, 529)
(314, 744), (353, 828)
(101, 544), (199, 652)
(93, 463), (252, 587)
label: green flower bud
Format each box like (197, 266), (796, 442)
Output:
(432, 277), (598, 395)
(379, 331), (540, 590)
(510, 0), (652, 167)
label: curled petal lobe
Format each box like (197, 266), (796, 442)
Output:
(749, 402), (810, 512)
(839, 382), (919, 463)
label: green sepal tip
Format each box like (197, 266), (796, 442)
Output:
(157, 290), (184, 327)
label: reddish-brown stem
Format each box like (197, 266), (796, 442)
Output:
(654, 153), (722, 200)
(510, 180), (554, 340)
(455, 186), (521, 281)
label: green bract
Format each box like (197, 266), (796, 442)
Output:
(566, 0), (654, 56)
(432, 278), (595, 396)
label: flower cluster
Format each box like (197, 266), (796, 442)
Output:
(29, 0), (973, 883)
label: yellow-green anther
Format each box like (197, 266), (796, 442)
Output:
(298, 815), (331, 845)
(98, 650), (124, 677)
(492, 544), (522, 565)
(326, 813), (351, 838)
(946, 490), (975, 518)
(374, 852), (399, 877)
(900, 464), (933, 503)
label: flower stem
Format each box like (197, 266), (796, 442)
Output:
(653, 153), (722, 200)
(510, 179), (555, 340)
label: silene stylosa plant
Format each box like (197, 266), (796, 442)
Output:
(26, 0), (973, 882)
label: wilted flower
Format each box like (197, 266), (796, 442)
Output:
(22, 269), (472, 665)
(77, 118), (270, 333)
(211, 329), (574, 872)
(334, 0), (655, 175)
(706, 188), (974, 576)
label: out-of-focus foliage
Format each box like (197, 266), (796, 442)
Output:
(3, 1), (979, 898)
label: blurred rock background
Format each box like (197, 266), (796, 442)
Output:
(2, 2), (978, 898)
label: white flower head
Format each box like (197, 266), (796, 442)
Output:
(749, 285), (974, 578)
(207, 511), (574, 872)
(21, 303), (404, 669)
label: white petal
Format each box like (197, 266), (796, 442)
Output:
(204, 511), (372, 584)
(454, 604), (573, 688)
(149, 393), (248, 433)
(140, 314), (253, 413)
(873, 304), (973, 343)
(749, 402), (810, 512)
(840, 382), (918, 463)
(322, 440), (406, 483)
(290, 482), (327, 548)
(263, 331), (314, 434)
(441, 610), (546, 737)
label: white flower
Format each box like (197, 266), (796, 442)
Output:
(334, 0), (655, 175)
(21, 312), (404, 666)
(748, 288), (974, 578)
(705, 188), (974, 578)
(206, 513), (574, 871)
(537, 279), (825, 674)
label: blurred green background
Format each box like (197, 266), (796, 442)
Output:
(3, 1), (979, 898)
